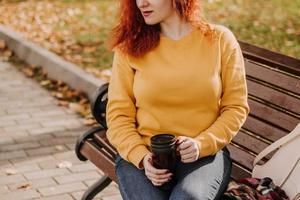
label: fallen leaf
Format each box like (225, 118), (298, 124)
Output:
(57, 161), (72, 168)
(55, 145), (64, 151)
(57, 80), (65, 87)
(17, 183), (31, 190)
(59, 85), (69, 92)
(79, 98), (88, 105)
(3, 49), (12, 57)
(65, 90), (78, 98)
(83, 118), (97, 126)
(69, 102), (85, 114)
(83, 46), (96, 53)
(58, 100), (69, 107)
(53, 92), (64, 99)
(5, 168), (18, 175)
(22, 68), (34, 77)
(0, 40), (5, 49)
(40, 80), (51, 86)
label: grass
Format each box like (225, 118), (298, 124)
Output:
(203, 0), (300, 58)
(0, 0), (299, 73)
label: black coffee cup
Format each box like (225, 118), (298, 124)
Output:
(150, 134), (178, 190)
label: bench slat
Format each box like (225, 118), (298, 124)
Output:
(248, 99), (299, 132)
(240, 41), (300, 76)
(245, 61), (300, 96)
(232, 131), (269, 157)
(231, 163), (251, 180)
(228, 144), (255, 171)
(243, 116), (288, 142)
(94, 132), (117, 157)
(247, 79), (300, 115)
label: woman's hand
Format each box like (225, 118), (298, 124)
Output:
(176, 136), (200, 163)
(142, 153), (173, 186)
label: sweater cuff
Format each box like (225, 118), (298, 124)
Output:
(128, 145), (151, 170)
(196, 134), (214, 158)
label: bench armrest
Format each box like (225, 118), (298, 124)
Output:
(90, 83), (109, 128)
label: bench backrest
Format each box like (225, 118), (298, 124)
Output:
(229, 42), (300, 180)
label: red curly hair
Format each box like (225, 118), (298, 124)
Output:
(109, 0), (214, 57)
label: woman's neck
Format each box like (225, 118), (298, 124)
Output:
(160, 12), (192, 41)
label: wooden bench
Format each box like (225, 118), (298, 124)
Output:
(75, 42), (300, 200)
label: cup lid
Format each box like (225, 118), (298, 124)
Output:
(150, 134), (175, 146)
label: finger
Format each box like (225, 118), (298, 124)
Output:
(151, 175), (172, 185)
(180, 146), (197, 156)
(181, 156), (197, 163)
(177, 140), (192, 151)
(150, 176), (171, 184)
(181, 153), (197, 160)
(146, 162), (169, 175)
(152, 180), (164, 186)
(176, 136), (187, 145)
(146, 172), (173, 181)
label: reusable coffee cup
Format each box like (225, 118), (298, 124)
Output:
(150, 134), (179, 190)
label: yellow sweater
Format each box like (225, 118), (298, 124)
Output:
(106, 24), (250, 169)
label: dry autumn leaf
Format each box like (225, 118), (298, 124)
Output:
(22, 68), (34, 77)
(0, 40), (5, 49)
(83, 118), (97, 126)
(59, 85), (69, 92)
(83, 46), (96, 53)
(55, 145), (64, 151)
(53, 92), (64, 99)
(17, 183), (31, 190)
(56, 80), (65, 87)
(57, 161), (72, 168)
(79, 98), (88, 105)
(5, 168), (18, 175)
(69, 102), (85, 114)
(3, 50), (12, 57)
(58, 100), (69, 107)
(65, 90), (79, 98)
(40, 80), (51, 86)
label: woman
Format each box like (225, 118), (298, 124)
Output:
(106, 0), (250, 199)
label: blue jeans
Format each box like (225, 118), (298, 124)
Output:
(115, 147), (232, 200)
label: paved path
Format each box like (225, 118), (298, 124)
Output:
(0, 61), (122, 200)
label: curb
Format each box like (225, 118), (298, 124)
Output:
(0, 25), (106, 100)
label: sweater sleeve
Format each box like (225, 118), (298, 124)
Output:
(106, 49), (150, 169)
(194, 27), (250, 158)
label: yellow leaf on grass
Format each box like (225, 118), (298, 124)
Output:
(3, 49), (12, 58)
(83, 46), (96, 53)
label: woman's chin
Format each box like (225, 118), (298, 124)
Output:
(144, 19), (159, 26)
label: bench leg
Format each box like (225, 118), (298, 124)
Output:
(81, 175), (112, 200)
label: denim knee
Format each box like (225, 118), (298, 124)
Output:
(115, 155), (169, 200)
